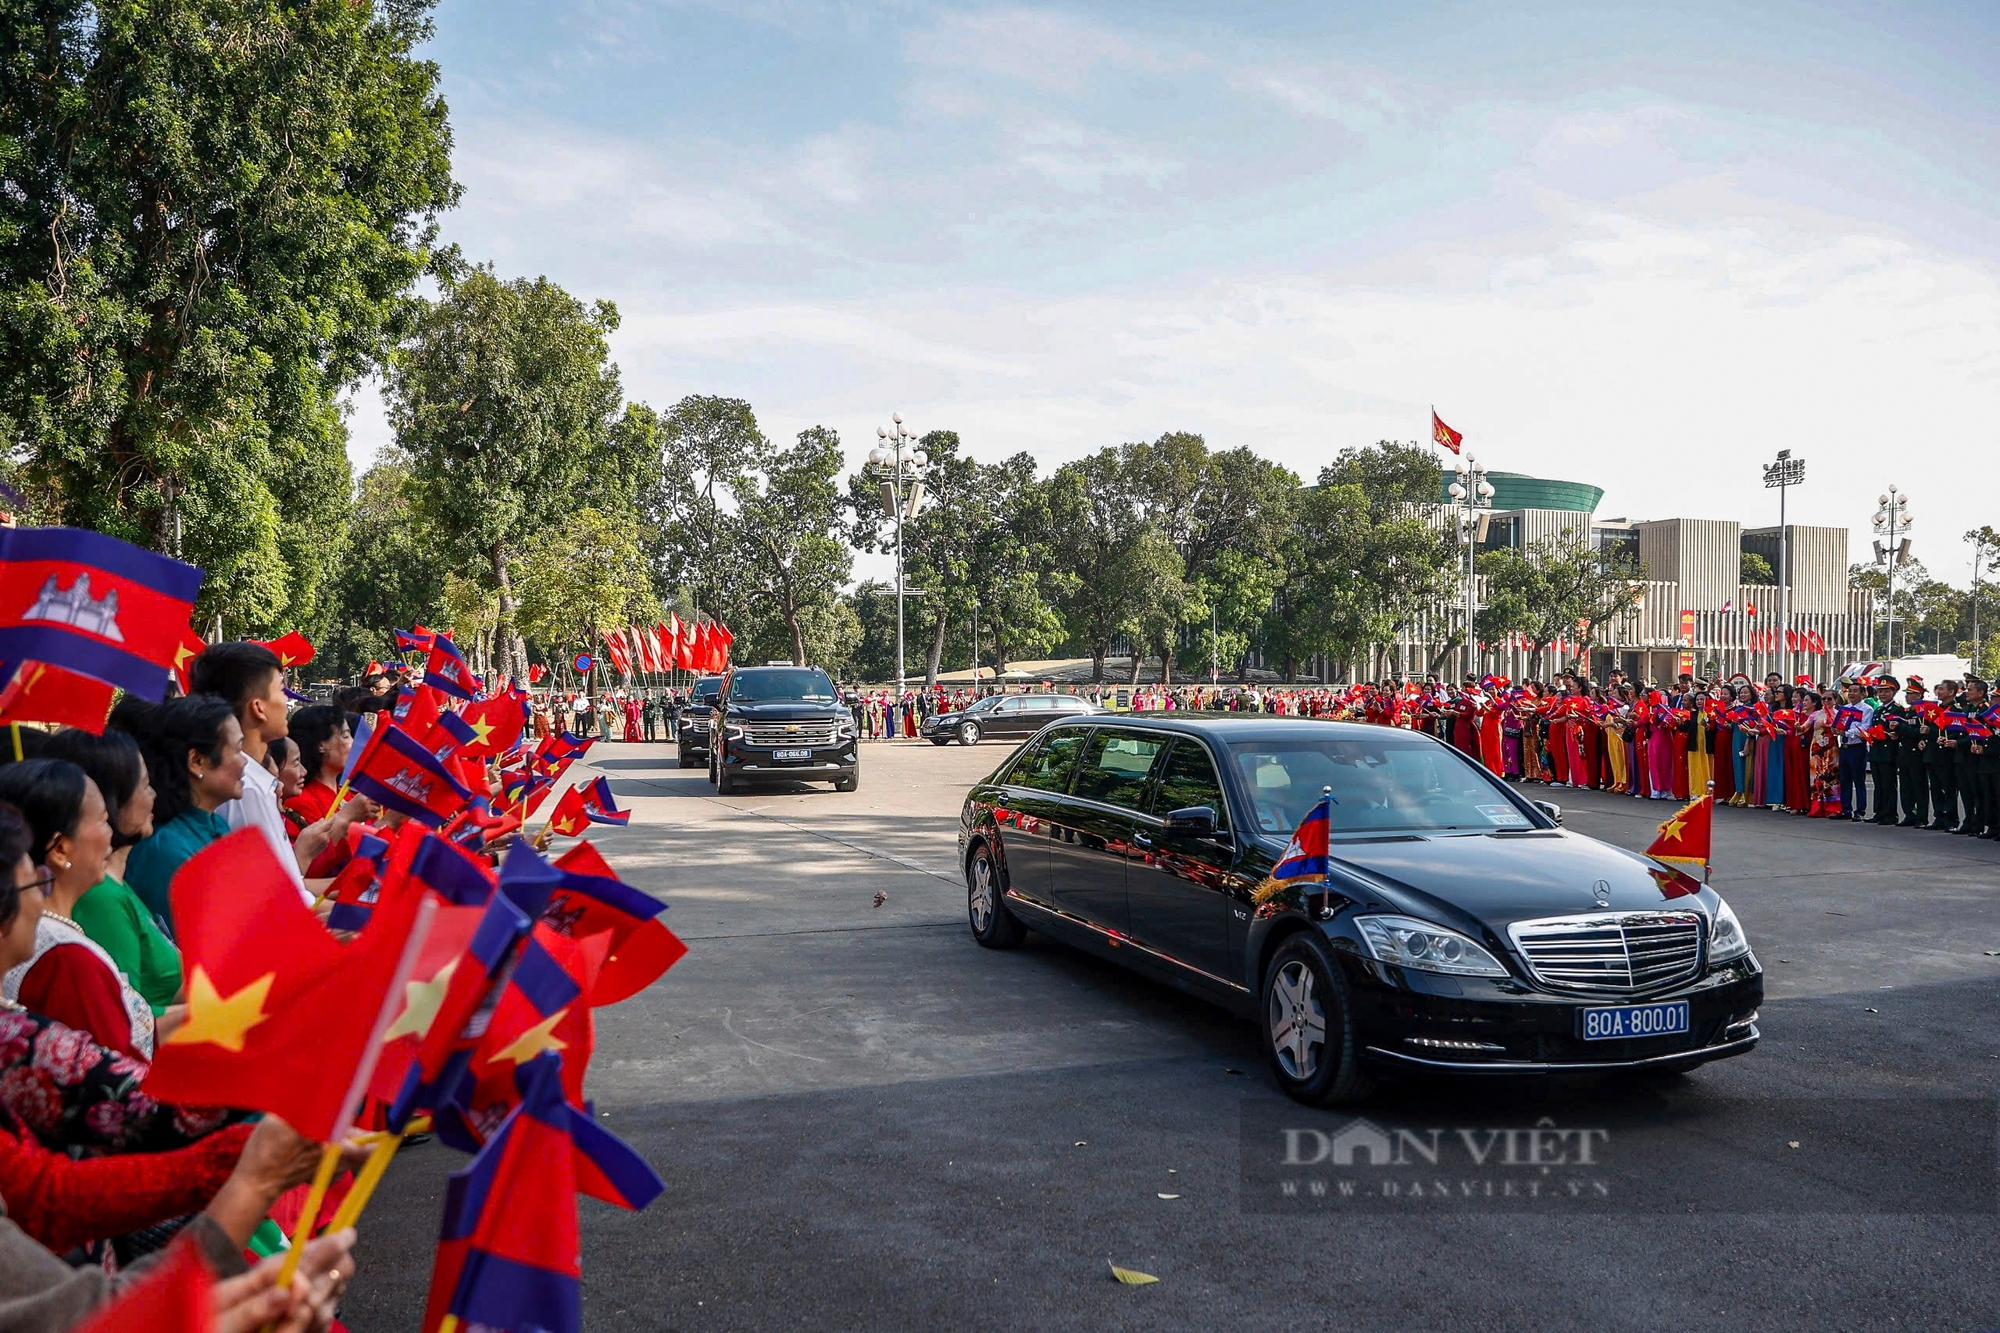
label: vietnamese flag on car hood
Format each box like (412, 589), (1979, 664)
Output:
(1644, 793), (1712, 872)
(146, 828), (437, 1141)
(0, 526), (204, 700)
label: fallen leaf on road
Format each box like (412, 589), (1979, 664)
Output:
(1157, 1193), (1180, 1200)
(872, 891), (887, 909)
(1223, 1068), (1245, 1076)
(1109, 1264), (1158, 1286)
(1074, 1141), (1088, 1147)
(1788, 1141), (1800, 1148)
(1985, 951), (2000, 957)
(1865, 1007), (1878, 1013)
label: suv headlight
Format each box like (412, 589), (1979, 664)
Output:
(724, 722), (744, 741)
(1707, 897), (1751, 963)
(836, 717), (856, 738)
(1356, 914), (1510, 978)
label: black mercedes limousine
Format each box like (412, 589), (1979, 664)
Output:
(957, 714), (1762, 1105)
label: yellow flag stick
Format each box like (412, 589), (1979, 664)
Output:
(325, 1131), (401, 1232)
(8, 723), (19, 762)
(274, 1142), (344, 1287)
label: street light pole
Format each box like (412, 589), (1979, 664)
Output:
(1872, 487), (1914, 661)
(1447, 455), (1494, 679)
(869, 415), (929, 698)
(1762, 449), (1805, 680)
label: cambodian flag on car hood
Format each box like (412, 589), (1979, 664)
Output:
(0, 527), (203, 700)
(1251, 791), (1334, 904)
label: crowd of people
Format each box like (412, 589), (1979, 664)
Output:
(0, 641), (437, 1331)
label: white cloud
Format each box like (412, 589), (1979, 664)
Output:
(904, 6), (1195, 93)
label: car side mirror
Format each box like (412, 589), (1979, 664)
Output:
(1164, 805), (1217, 835)
(1532, 800), (1563, 826)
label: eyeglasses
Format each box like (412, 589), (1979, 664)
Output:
(21, 870), (54, 895)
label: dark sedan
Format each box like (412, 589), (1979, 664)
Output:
(923, 691), (1100, 746)
(956, 715), (1762, 1105)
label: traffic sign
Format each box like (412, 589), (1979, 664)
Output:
(573, 653), (593, 672)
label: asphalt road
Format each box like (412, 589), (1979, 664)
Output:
(345, 736), (2000, 1332)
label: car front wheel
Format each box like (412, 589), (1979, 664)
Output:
(958, 721), (981, 746)
(966, 841), (1025, 948)
(1261, 932), (1375, 1106)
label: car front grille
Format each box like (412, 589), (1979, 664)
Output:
(684, 717), (710, 734)
(741, 721), (840, 748)
(1506, 911), (1705, 993)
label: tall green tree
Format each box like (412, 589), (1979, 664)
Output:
(650, 395), (764, 619)
(1476, 531), (1642, 674)
(1045, 448), (1179, 681)
(390, 269), (623, 682)
(730, 426), (851, 667)
(966, 453), (1066, 675)
(315, 458), (449, 680)
(514, 506), (661, 668)
(0, 0), (458, 630)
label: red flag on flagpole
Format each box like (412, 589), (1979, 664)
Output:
(1431, 408), (1463, 455)
(0, 660), (116, 732)
(1643, 793), (1712, 872)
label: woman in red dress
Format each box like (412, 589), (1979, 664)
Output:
(0, 760), (167, 1060)
(284, 703), (353, 830)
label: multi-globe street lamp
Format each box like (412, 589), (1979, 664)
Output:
(867, 414), (931, 697)
(1447, 455), (1494, 679)
(1761, 449), (1805, 680)
(1871, 486), (1914, 661)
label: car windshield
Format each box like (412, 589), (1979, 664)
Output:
(965, 696), (1002, 713)
(1223, 735), (1535, 836)
(730, 669), (837, 702)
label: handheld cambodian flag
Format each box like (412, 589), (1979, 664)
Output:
(0, 526), (205, 700)
(1251, 789), (1334, 905)
(548, 839), (686, 1005)
(424, 634), (480, 701)
(395, 625), (438, 654)
(349, 725), (474, 827)
(420, 1054), (663, 1333)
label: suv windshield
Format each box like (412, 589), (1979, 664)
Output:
(690, 677), (723, 706)
(1223, 735), (1536, 836)
(730, 668), (837, 703)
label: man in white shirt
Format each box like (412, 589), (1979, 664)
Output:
(190, 641), (346, 904)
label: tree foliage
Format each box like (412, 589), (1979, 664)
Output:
(0, 0), (458, 631)
(1477, 531), (1643, 675)
(390, 268), (622, 680)
(514, 506), (660, 659)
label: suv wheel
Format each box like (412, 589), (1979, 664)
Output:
(957, 721), (981, 746)
(1261, 932), (1375, 1106)
(834, 769), (858, 793)
(966, 842), (1024, 948)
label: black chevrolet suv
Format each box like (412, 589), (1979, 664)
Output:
(709, 665), (858, 794)
(676, 675), (725, 767)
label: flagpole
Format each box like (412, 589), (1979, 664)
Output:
(273, 1143), (344, 1287)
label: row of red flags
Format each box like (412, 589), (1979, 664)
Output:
(599, 613), (730, 679)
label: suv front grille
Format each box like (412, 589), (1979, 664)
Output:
(742, 721), (839, 748)
(684, 717), (710, 734)
(1506, 911), (1704, 993)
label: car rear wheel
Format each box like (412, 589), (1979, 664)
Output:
(958, 721), (981, 746)
(1261, 932), (1375, 1106)
(966, 842), (1025, 948)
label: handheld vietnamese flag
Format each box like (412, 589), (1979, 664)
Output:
(431, 924), (607, 1151)
(70, 1234), (210, 1333)
(252, 629), (316, 667)
(1251, 789), (1334, 905)
(0, 526), (205, 700)
(548, 839), (684, 1005)
(171, 624), (207, 693)
(0, 660), (116, 732)
(1644, 792), (1712, 874)
(146, 829), (437, 1142)
(1431, 408), (1463, 455)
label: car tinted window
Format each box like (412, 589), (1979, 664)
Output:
(1053, 696), (1090, 711)
(729, 669), (836, 702)
(1151, 739), (1228, 828)
(1009, 727), (1089, 792)
(1071, 729), (1167, 810)
(996, 697), (1028, 713)
(1224, 735), (1529, 835)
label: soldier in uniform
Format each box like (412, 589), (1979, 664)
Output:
(1924, 678), (1961, 831)
(1868, 675), (1903, 826)
(642, 690), (660, 742)
(1896, 676), (1930, 827)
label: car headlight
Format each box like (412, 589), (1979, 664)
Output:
(836, 719), (856, 738)
(1707, 897), (1751, 963)
(1355, 914), (1510, 978)
(724, 722), (744, 741)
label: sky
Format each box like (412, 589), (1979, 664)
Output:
(345, 0), (2000, 586)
